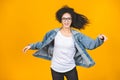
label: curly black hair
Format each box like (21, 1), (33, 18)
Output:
(56, 6), (89, 30)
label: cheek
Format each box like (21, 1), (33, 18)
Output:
(61, 20), (64, 23)
(61, 21), (64, 25)
(69, 21), (72, 25)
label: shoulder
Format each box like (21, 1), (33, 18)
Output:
(71, 29), (83, 36)
(45, 28), (60, 36)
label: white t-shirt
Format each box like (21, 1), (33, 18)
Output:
(51, 31), (76, 73)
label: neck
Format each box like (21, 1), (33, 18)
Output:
(61, 27), (71, 33)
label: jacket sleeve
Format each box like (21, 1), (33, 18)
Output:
(78, 33), (104, 50)
(29, 32), (49, 50)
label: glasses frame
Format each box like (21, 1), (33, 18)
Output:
(61, 17), (72, 22)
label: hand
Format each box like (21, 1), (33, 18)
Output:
(23, 45), (31, 53)
(98, 34), (108, 42)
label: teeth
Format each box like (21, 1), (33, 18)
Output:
(65, 24), (68, 25)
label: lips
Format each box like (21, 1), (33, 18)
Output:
(64, 23), (70, 26)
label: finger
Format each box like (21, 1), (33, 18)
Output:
(103, 36), (108, 41)
(23, 47), (28, 53)
(101, 34), (108, 41)
(98, 34), (103, 39)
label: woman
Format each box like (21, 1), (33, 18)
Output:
(23, 6), (107, 80)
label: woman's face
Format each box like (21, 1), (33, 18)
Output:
(61, 13), (72, 28)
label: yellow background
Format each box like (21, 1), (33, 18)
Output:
(0, 0), (120, 80)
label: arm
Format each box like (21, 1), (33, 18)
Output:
(78, 33), (107, 50)
(22, 42), (42, 53)
(23, 31), (49, 53)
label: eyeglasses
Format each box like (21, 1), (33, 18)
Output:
(61, 17), (72, 21)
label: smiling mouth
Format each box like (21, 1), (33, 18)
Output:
(64, 23), (70, 26)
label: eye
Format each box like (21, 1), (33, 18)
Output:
(68, 18), (72, 20)
(62, 18), (66, 20)
(62, 17), (72, 21)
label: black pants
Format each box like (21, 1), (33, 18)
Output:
(51, 67), (78, 80)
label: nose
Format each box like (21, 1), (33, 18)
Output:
(64, 20), (69, 22)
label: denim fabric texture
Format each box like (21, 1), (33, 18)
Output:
(29, 28), (104, 68)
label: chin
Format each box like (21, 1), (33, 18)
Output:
(64, 26), (70, 28)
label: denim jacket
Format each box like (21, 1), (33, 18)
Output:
(30, 28), (104, 68)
